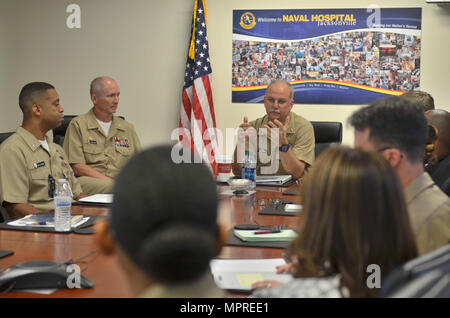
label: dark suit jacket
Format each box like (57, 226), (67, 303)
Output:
(425, 153), (450, 196)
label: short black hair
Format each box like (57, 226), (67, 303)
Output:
(18, 82), (55, 113)
(349, 96), (428, 164)
(111, 145), (218, 284)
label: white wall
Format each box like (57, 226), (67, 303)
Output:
(1, 0), (449, 152)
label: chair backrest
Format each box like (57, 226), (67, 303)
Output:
(53, 115), (77, 146)
(52, 115), (126, 146)
(0, 132), (14, 146)
(379, 244), (450, 298)
(310, 121), (343, 158)
(0, 133), (14, 222)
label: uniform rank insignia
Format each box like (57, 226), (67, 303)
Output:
(87, 137), (97, 144)
(114, 137), (130, 148)
(60, 157), (69, 168)
(33, 161), (46, 168)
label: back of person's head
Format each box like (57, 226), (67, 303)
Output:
(401, 90), (435, 112)
(110, 145), (219, 285)
(292, 146), (418, 297)
(425, 109), (450, 157)
(349, 96), (428, 164)
(18, 82), (55, 114)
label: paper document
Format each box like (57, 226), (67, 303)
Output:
(210, 258), (293, 292)
(8, 214), (89, 228)
(19, 288), (58, 295)
(256, 175), (292, 185)
(78, 194), (113, 204)
(284, 204), (303, 213)
(234, 229), (298, 242)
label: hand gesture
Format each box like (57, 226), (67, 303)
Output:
(239, 116), (251, 131)
(263, 115), (290, 146)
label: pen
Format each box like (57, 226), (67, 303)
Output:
(28, 221), (47, 225)
(254, 230), (281, 235)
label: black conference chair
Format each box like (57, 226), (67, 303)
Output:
(53, 115), (77, 146)
(379, 243), (450, 298)
(0, 132), (14, 223)
(310, 121), (343, 158)
(52, 114), (126, 146)
(0, 132), (14, 145)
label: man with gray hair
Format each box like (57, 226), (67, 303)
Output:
(63, 77), (141, 195)
(232, 80), (315, 180)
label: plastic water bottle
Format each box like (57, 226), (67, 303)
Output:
(54, 178), (72, 232)
(242, 150), (249, 179)
(243, 150), (256, 190)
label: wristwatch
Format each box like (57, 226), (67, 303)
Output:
(279, 143), (290, 152)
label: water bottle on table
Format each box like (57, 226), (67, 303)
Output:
(242, 150), (249, 180)
(243, 150), (256, 190)
(54, 178), (72, 232)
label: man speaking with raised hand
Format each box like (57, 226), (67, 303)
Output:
(232, 80), (315, 180)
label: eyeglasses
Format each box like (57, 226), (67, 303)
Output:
(48, 175), (55, 198)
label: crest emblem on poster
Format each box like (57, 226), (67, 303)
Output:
(240, 12), (256, 29)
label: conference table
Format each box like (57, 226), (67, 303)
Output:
(0, 183), (302, 298)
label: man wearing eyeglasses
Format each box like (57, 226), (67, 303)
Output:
(0, 82), (85, 218)
(232, 80), (315, 180)
(349, 96), (450, 255)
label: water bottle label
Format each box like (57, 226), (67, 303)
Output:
(247, 168), (256, 181)
(56, 202), (71, 207)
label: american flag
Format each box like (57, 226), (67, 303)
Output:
(179, 0), (218, 175)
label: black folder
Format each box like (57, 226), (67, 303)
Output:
(258, 198), (302, 216)
(72, 201), (112, 207)
(282, 187), (299, 196)
(226, 229), (293, 249)
(0, 250), (14, 259)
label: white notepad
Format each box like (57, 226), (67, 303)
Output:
(78, 194), (113, 204)
(210, 258), (293, 292)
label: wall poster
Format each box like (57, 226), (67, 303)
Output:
(232, 8), (422, 104)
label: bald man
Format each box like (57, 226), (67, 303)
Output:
(232, 80), (315, 180)
(425, 109), (450, 194)
(63, 77), (141, 195)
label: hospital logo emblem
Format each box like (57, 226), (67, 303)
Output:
(240, 12), (256, 30)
